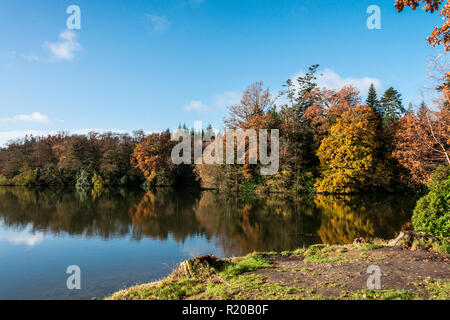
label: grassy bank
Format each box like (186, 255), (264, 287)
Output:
(108, 240), (450, 300)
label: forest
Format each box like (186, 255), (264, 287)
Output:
(0, 67), (448, 193)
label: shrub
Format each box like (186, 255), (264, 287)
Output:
(9, 169), (37, 186)
(75, 169), (92, 191)
(0, 175), (12, 186)
(412, 166), (450, 239)
(91, 171), (109, 198)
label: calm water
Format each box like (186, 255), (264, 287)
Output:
(0, 187), (416, 299)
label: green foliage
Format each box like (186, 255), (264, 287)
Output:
(75, 169), (92, 192)
(379, 86), (405, 128)
(91, 172), (109, 198)
(0, 175), (12, 186)
(412, 166), (450, 239)
(433, 238), (450, 254)
(8, 169), (37, 186)
(366, 83), (380, 115)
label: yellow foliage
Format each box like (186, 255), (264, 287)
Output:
(315, 105), (391, 194)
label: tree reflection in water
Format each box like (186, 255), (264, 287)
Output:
(0, 187), (416, 256)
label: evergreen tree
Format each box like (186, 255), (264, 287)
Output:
(418, 101), (428, 115)
(281, 64), (320, 120)
(278, 64), (320, 173)
(406, 103), (415, 115)
(366, 83), (380, 115)
(379, 87), (405, 127)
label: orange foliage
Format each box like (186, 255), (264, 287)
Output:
(395, 0), (449, 50)
(224, 82), (275, 130)
(131, 131), (175, 182)
(303, 85), (361, 142)
(392, 104), (450, 185)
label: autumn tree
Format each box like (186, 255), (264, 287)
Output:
(220, 82), (278, 190)
(315, 105), (391, 194)
(392, 103), (450, 185)
(303, 85), (361, 143)
(224, 82), (276, 130)
(131, 131), (177, 186)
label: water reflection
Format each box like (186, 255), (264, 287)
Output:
(0, 187), (415, 256)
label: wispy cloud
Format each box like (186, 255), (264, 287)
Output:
(0, 228), (45, 247)
(0, 112), (53, 125)
(3, 233), (44, 247)
(21, 53), (41, 62)
(146, 14), (171, 33)
(184, 91), (241, 112)
(184, 100), (209, 112)
(292, 68), (382, 97)
(45, 30), (82, 61)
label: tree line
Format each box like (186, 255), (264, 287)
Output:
(0, 69), (448, 196)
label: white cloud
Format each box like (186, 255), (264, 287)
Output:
(45, 30), (82, 61)
(146, 14), (171, 33)
(5, 233), (44, 247)
(0, 228), (45, 247)
(0, 112), (52, 125)
(184, 100), (209, 112)
(184, 91), (241, 112)
(292, 68), (382, 97)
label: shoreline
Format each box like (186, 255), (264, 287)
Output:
(108, 234), (450, 300)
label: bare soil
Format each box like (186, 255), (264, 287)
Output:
(254, 246), (450, 297)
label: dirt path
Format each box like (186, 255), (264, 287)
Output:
(254, 246), (450, 298)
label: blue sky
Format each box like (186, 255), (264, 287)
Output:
(0, 0), (445, 145)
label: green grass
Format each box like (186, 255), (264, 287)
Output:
(410, 278), (450, 300)
(304, 254), (348, 263)
(107, 277), (206, 300)
(360, 252), (369, 259)
(341, 289), (418, 300)
(317, 281), (341, 288)
(432, 239), (450, 254)
(220, 253), (273, 277)
(351, 243), (386, 251)
(300, 245), (349, 263)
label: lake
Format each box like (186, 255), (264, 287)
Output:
(0, 186), (416, 299)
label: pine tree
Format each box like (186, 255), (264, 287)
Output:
(366, 84), (380, 115)
(406, 103), (415, 115)
(379, 87), (405, 128)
